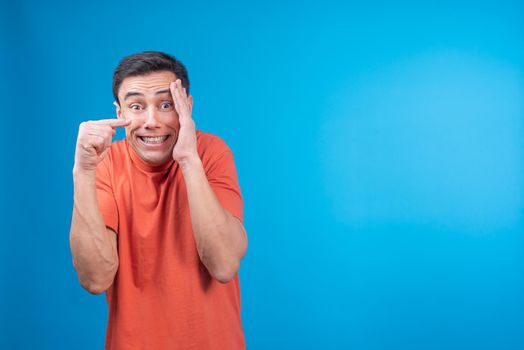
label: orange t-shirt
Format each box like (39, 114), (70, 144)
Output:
(95, 131), (245, 350)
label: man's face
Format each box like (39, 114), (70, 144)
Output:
(115, 71), (192, 166)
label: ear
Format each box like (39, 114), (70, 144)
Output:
(188, 95), (193, 113)
(113, 101), (122, 119)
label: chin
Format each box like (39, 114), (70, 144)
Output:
(139, 151), (173, 165)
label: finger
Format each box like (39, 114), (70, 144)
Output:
(179, 80), (189, 101)
(88, 133), (111, 152)
(84, 126), (116, 144)
(87, 134), (107, 155)
(174, 79), (187, 100)
(93, 118), (131, 128)
(173, 94), (189, 122)
(180, 82), (188, 100)
(86, 130), (114, 146)
(171, 80), (194, 128)
(175, 79), (186, 97)
(174, 80), (188, 108)
(170, 81), (179, 103)
(87, 123), (116, 135)
(171, 82), (186, 115)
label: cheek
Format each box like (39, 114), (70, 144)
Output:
(163, 113), (180, 129)
(125, 120), (142, 135)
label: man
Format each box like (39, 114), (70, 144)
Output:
(69, 51), (248, 349)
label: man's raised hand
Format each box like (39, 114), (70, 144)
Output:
(74, 118), (130, 174)
(170, 79), (198, 164)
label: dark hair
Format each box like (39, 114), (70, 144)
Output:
(112, 51), (190, 104)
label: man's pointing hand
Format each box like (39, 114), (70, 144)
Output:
(74, 118), (131, 174)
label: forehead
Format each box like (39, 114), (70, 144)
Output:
(119, 71), (177, 96)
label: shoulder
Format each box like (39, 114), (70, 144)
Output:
(196, 130), (232, 157)
(196, 130), (236, 170)
(108, 139), (128, 162)
(97, 139), (128, 173)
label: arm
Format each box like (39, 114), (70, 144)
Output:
(69, 118), (130, 294)
(180, 156), (248, 283)
(70, 171), (119, 294)
(170, 79), (247, 283)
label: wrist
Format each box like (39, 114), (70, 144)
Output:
(73, 167), (97, 185)
(178, 155), (203, 173)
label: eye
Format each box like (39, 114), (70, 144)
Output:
(161, 102), (173, 110)
(130, 104), (142, 111)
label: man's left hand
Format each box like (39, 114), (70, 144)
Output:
(171, 79), (198, 164)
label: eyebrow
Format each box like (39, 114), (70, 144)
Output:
(124, 89), (171, 101)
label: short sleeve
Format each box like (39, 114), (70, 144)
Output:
(205, 148), (244, 224)
(95, 155), (119, 233)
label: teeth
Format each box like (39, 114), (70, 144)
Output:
(141, 136), (168, 144)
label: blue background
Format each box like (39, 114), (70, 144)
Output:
(1, 1), (523, 349)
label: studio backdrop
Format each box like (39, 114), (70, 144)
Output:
(1, 1), (523, 349)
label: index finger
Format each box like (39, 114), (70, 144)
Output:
(93, 118), (131, 128)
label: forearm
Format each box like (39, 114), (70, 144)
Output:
(180, 157), (247, 283)
(69, 170), (118, 294)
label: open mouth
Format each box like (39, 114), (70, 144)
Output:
(138, 135), (170, 144)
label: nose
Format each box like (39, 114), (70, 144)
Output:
(143, 106), (161, 129)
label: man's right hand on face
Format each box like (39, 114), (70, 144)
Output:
(73, 118), (131, 174)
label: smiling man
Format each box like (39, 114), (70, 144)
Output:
(69, 52), (247, 349)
